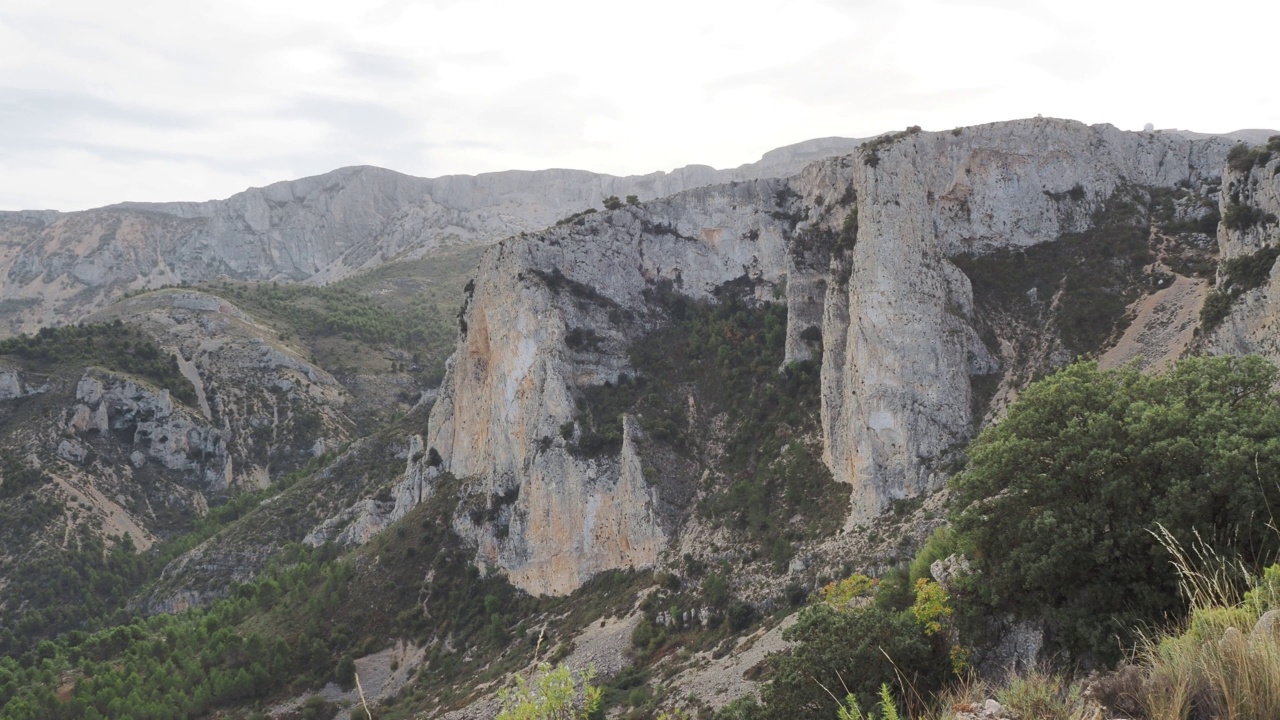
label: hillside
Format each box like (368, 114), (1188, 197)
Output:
(0, 119), (1279, 720)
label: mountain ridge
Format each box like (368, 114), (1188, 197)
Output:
(0, 136), (869, 338)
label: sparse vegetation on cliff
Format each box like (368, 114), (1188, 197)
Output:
(953, 185), (1163, 395)
(1225, 137), (1280, 173)
(569, 279), (848, 554)
(1222, 201), (1278, 231)
(202, 245), (484, 393)
(1200, 244), (1280, 332)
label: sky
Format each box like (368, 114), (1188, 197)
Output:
(1, 0), (1278, 211)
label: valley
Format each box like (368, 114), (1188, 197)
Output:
(1, 119), (1280, 720)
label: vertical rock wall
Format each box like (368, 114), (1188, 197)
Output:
(427, 118), (1239, 592)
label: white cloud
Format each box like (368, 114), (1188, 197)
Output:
(1, 0), (1278, 210)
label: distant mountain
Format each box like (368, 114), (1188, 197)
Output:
(1161, 127), (1278, 144)
(0, 137), (865, 337)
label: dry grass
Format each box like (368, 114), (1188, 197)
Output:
(922, 668), (1092, 720)
(1133, 527), (1280, 720)
(916, 528), (1280, 720)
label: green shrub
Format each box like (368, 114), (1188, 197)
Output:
(757, 599), (947, 720)
(908, 527), (957, 583)
(496, 663), (602, 720)
(703, 573), (729, 609)
(1227, 142), (1274, 173)
(994, 668), (1086, 720)
(950, 356), (1280, 663)
(1222, 202), (1277, 231)
(1222, 244), (1280, 290)
(1200, 289), (1233, 331)
(836, 684), (902, 720)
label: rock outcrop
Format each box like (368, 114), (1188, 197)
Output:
(1206, 145), (1280, 361)
(427, 118), (1241, 594)
(64, 370), (232, 489)
(302, 435), (440, 547)
(0, 369), (48, 399)
(0, 287), (354, 618)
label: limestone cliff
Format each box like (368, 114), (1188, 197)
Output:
(812, 121), (1230, 523)
(425, 118), (1241, 595)
(425, 180), (800, 595)
(1206, 141), (1280, 361)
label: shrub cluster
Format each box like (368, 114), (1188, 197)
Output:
(950, 356), (1280, 663)
(0, 321), (196, 406)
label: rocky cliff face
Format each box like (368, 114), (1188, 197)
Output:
(811, 121), (1230, 524)
(0, 139), (864, 337)
(1206, 143), (1280, 361)
(87, 290), (350, 487)
(424, 180), (800, 595)
(426, 118), (1242, 595)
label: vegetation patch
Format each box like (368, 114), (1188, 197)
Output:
(528, 268), (619, 309)
(1226, 136), (1280, 173)
(569, 279), (848, 555)
(1222, 201), (1278, 231)
(199, 245), (485, 393)
(555, 208), (597, 226)
(953, 187), (1157, 358)
(0, 464), (655, 720)
(0, 321), (196, 407)
(721, 355), (1280, 719)
(862, 125), (922, 168)
(949, 356), (1280, 664)
(0, 450), (334, 658)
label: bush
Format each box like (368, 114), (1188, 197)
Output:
(1222, 202), (1276, 231)
(950, 356), (1280, 663)
(758, 600), (947, 720)
(1200, 289), (1233, 331)
(908, 527), (957, 583)
(703, 573), (729, 609)
(1222, 244), (1280, 290)
(496, 663), (602, 720)
(1227, 142), (1274, 173)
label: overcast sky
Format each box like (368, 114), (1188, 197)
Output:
(1, 0), (1277, 211)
